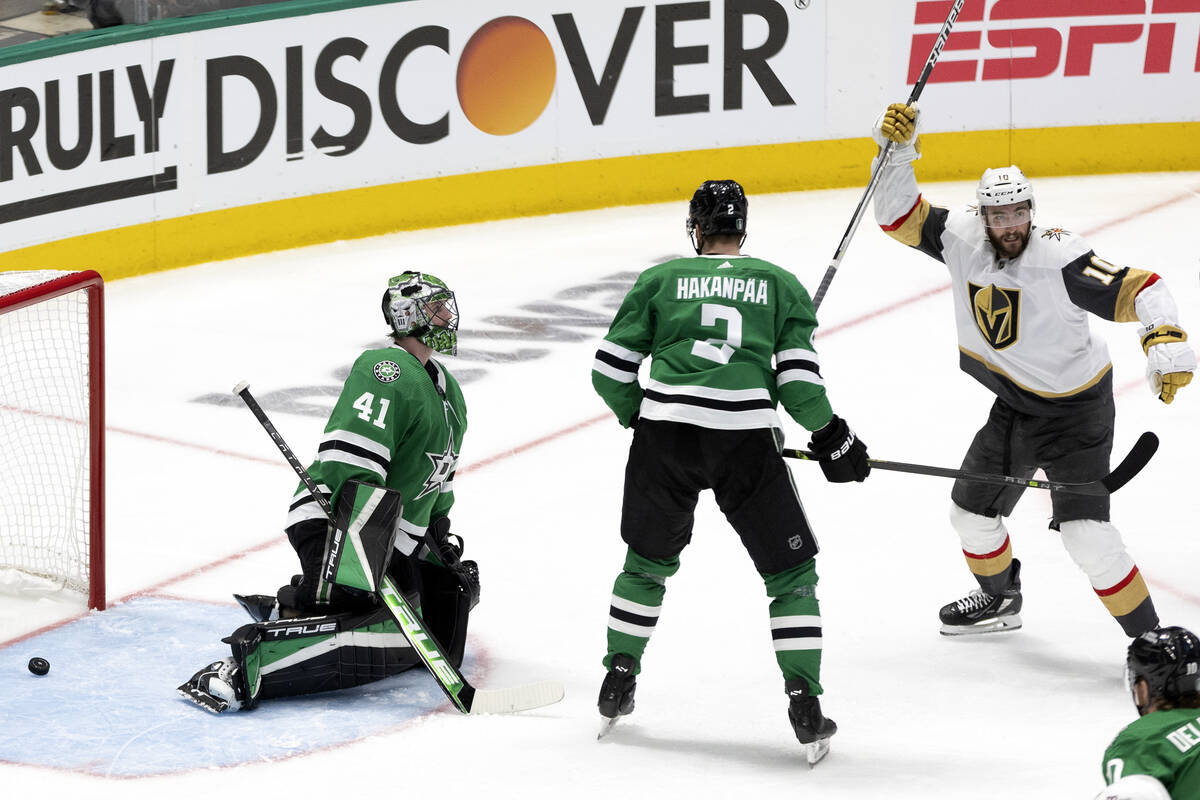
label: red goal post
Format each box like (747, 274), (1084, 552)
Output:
(0, 270), (105, 610)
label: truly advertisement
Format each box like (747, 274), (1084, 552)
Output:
(0, 0), (825, 252)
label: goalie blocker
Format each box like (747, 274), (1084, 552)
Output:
(179, 481), (480, 712)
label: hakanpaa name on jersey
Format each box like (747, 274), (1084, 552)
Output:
(592, 255), (834, 434)
(676, 275), (771, 305)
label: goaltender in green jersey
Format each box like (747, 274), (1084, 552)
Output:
(591, 179), (871, 765)
(179, 271), (478, 713)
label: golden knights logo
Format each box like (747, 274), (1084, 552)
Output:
(968, 282), (1021, 351)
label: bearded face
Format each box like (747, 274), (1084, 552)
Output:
(981, 202), (1032, 259)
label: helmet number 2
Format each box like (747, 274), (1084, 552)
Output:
(353, 392), (390, 429)
(691, 303), (743, 364)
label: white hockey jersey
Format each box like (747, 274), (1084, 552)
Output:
(872, 156), (1169, 416)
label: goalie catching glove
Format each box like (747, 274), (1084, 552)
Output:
(1141, 324), (1195, 404)
(871, 102), (921, 164)
(808, 415), (871, 483)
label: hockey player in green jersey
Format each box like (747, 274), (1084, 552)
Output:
(179, 271), (479, 713)
(1095, 626), (1200, 799)
(591, 179), (871, 764)
(871, 102), (1195, 639)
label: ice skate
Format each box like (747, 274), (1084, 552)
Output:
(939, 560), (1023, 635)
(597, 653), (637, 739)
(177, 657), (244, 713)
(785, 679), (837, 767)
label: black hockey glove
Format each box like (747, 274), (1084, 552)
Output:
(425, 517), (480, 609)
(808, 415), (870, 483)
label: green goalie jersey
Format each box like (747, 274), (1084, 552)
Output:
(286, 345), (467, 556)
(1101, 707), (1200, 797)
(592, 254), (833, 432)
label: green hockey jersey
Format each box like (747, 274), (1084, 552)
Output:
(1101, 707), (1200, 797)
(592, 254), (833, 432)
(287, 345), (467, 556)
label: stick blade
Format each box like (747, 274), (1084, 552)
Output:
(467, 680), (564, 715)
(1102, 432), (1159, 494)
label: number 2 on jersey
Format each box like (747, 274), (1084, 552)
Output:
(353, 392), (390, 429)
(691, 303), (742, 364)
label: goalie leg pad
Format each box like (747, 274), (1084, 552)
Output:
(284, 481), (403, 614)
(218, 606), (421, 707)
(418, 560), (473, 669)
(321, 480), (403, 598)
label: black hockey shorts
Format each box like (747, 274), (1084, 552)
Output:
(950, 394), (1114, 525)
(620, 420), (818, 574)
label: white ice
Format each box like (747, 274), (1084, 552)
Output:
(1, 170), (1199, 799)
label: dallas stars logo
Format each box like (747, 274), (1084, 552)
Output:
(1040, 227), (1069, 241)
(416, 433), (457, 500)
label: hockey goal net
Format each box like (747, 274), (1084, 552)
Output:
(0, 270), (105, 610)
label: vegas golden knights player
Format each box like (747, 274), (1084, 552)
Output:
(871, 102), (1194, 638)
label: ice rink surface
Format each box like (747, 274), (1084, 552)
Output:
(1, 170), (1199, 798)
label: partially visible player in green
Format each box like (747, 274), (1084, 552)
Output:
(590, 179), (871, 764)
(178, 271), (479, 713)
(1095, 626), (1200, 799)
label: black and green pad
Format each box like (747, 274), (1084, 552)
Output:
(418, 559), (472, 669)
(316, 481), (403, 604)
(224, 604), (420, 709)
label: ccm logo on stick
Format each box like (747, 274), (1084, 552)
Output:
(909, 0), (1200, 82)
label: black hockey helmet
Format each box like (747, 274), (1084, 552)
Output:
(687, 179), (748, 252)
(1126, 626), (1200, 713)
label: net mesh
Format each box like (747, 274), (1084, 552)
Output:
(0, 270), (93, 595)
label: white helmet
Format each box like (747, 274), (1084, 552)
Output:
(976, 165), (1034, 210)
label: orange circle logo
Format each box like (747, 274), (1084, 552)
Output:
(457, 17), (556, 136)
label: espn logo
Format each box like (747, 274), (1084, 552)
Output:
(910, 0), (1200, 82)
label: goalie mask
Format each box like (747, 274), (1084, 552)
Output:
(687, 179), (748, 253)
(381, 271), (459, 356)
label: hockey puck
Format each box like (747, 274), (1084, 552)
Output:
(27, 657), (50, 676)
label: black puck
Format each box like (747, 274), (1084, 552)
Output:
(28, 657), (50, 676)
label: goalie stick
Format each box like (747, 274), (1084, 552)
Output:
(811, 0), (965, 310)
(233, 380), (563, 715)
(783, 431), (1158, 497)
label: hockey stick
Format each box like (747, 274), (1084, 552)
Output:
(811, 0), (965, 310)
(783, 431), (1158, 496)
(233, 380), (564, 714)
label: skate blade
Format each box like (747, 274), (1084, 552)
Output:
(940, 613), (1023, 636)
(803, 739), (830, 767)
(176, 683), (229, 714)
(597, 715), (621, 740)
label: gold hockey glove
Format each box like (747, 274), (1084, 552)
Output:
(1142, 325), (1196, 404)
(879, 103), (918, 144)
(871, 103), (921, 164)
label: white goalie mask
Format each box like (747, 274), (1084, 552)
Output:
(381, 271), (459, 356)
(977, 166), (1035, 229)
